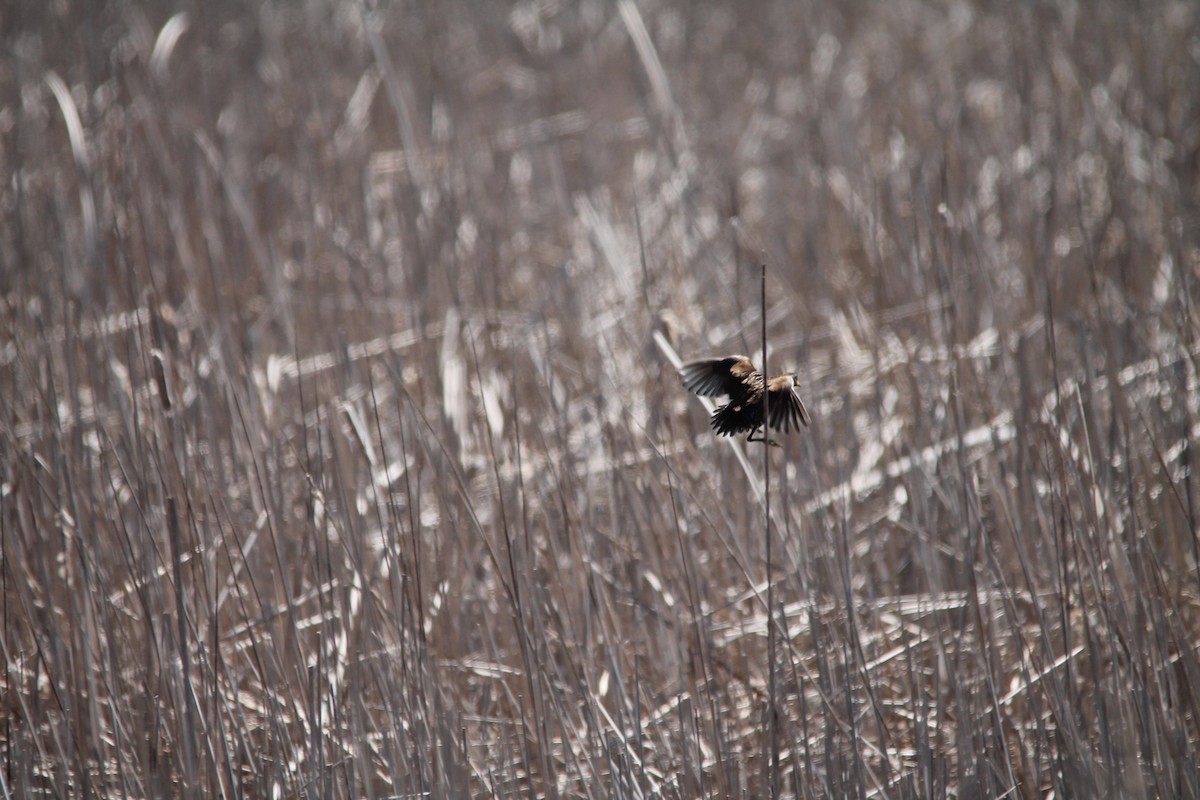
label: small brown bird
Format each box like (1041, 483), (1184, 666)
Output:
(680, 355), (810, 445)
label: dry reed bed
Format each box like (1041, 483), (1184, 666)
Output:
(2, 1), (1199, 797)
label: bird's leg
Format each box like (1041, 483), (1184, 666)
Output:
(747, 428), (781, 447)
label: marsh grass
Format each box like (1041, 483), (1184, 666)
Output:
(3, 1), (1199, 797)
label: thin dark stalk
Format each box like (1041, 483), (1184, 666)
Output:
(166, 496), (198, 798)
(762, 261), (780, 799)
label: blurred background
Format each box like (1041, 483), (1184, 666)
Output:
(2, 1), (1199, 797)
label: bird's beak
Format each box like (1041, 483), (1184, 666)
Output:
(792, 375), (801, 387)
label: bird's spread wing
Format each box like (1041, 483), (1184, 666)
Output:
(767, 381), (811, 432)
(680, 356), (755, 398)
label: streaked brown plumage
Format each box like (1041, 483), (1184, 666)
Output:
(680, 355), (810, 444)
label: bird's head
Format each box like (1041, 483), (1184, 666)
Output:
(790, 374), (802, 388)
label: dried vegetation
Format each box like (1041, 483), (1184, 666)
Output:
(3, 1), (1200, 797)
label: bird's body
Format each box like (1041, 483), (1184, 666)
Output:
(680, 355), (810, 444)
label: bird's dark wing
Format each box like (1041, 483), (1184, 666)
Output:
(766, 379), (811, 432)
(680, 356), (756, 398)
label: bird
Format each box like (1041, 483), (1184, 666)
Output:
(680, 355), (810, 445)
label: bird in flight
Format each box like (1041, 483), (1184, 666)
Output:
(680, 355), (810, 445)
